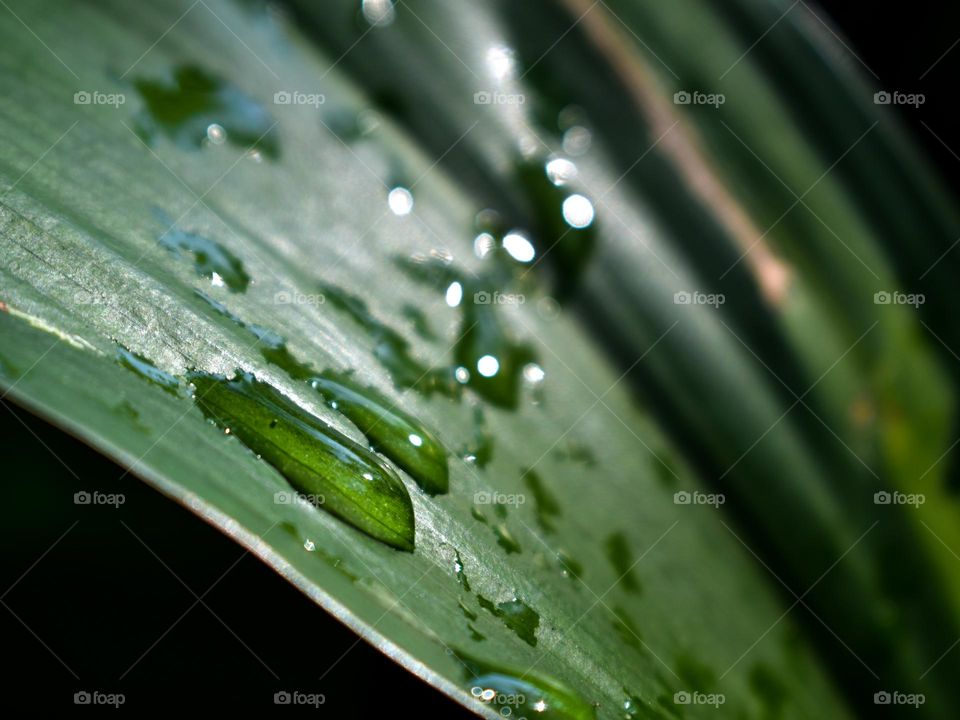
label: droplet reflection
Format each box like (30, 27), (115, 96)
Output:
(562, 194), (595, 229)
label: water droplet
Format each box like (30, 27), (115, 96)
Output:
(133, 65), (279, 157)
(562, 125), (592, 157)
(189, 371), (415, 551)
(308, 371), (449, 494)
(474, 232), (496, 259)
(492, 522), (521, 555)
(156, 209), (250, 292)
(486, 45), (517, 82)
(116, 345), (180, 395)
(477, 595), (539, 646)
(604, 532), (642, 595)
(320, 283), (461, 399)
(477, 355), (500, 378)
(455, 366), (470, 384)
(502, 231), (536, 263)
(545, 157), (578, 186)
(206, 123), (226, 145)
(460, 406), (494, 469)
(523, 363), (546, 385)
(454, 549), (471, 592)
(522, 468), (561, 533)
(361, 0), (396, 27)
(303, 539), (316, 551)
(456, 652), (596, 719)
(445, 281), (463, 307)
(388, 186), (414, 216)
(562, 194), (595, 229)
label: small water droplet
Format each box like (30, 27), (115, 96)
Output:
(477, 355), (500, 378)
(303, 539), (316, 551)
(388, 186), (414, 216)
(562, 194), (595, 229)
(562, 125), (592, 157)
(545, 157), (578, 186)
(445, 281), (463, 307)
(486, 45), (517, 82)
(455, 366), (471, 384)
(361, 0), (395, 27)
(502, 231), (536, 263)
(115, 345), (181, 395)
(206, 123), (226, 145)
(474, 232), (496, 259)
(523, 363), (545, 384)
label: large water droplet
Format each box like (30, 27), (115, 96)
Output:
(308, 370), (449, 494)
(456, 652), (596, 719)
(189, 371), (415, 551)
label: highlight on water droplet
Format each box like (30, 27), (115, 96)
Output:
(562, 194), (595, 229)
(477, 355), (500, 378)
(361, 0), (396, 27)
(388, 186), (414, 216)
(189, 370), (415, 551)
(523, 362), (545, 384)
(485, 45), (517, 82)
(206, 122), (226, 145)
(473, 232), (496, 259)
(445, 281), (463, 307)
(502, 231), (536, 263)
(545, 157), (578, 186)
(562, 125), (592, 157)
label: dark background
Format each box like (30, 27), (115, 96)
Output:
(2, 1), (958, 715)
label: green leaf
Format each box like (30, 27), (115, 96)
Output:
(0, 0), (946, 717)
